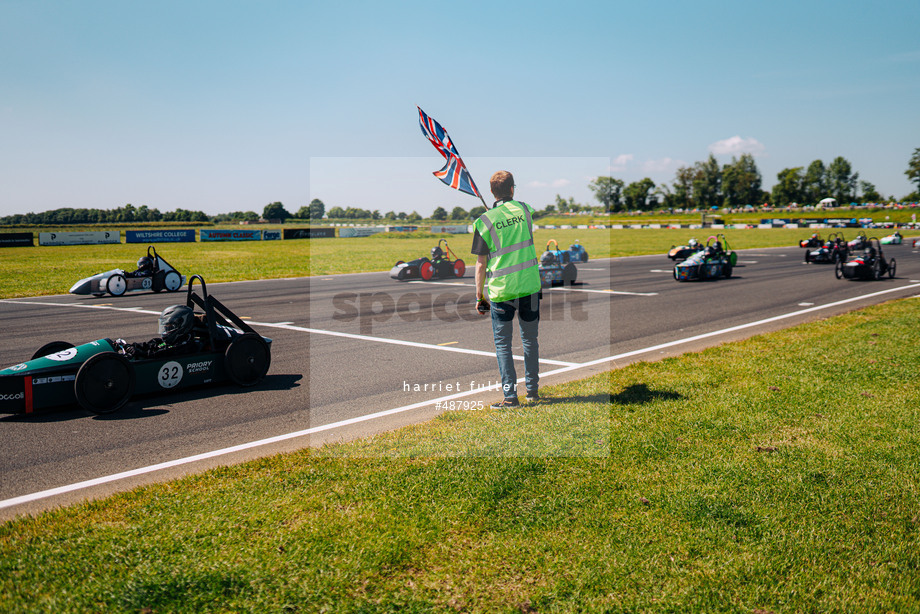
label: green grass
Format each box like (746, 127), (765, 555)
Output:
(2, 299), (920, 611)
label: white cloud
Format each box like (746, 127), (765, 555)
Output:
(551, 178), (570, 188)
(709, 136), (765, 156)
(526, 180), (548, 188)
(642, 157), (678, 173)
(610, 153), (634, 172)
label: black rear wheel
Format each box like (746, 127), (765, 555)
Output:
(224, 333), (271, 387)
(74, 352), (135, 415)
(834, 261), (843, 279)
(888, 258), (896, 278)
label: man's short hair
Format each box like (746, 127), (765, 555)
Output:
(490, 171), (514, 201)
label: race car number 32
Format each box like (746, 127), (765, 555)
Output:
(158, 361), (183, 388)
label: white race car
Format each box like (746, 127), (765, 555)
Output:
(70, 246), (186, 297)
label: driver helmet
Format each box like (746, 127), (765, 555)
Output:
(158, 304), (194, 344)
(541, 251), (556, 266)
(688, 238), (698, 248)
(430, 246), (443, 260)
(136, 256), (153, 272)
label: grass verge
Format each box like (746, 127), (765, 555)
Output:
(1, 299), (919, 611)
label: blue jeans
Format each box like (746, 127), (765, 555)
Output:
(490, 292), (540, 399)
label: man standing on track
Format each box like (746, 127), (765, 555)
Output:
(471, 171), (542, 409)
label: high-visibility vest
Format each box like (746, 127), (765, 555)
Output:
(473, 200), (541, 302)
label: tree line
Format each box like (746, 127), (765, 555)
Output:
(4, 150), (918, 226)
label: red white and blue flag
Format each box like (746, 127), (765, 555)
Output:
(417, 106), (483, 199)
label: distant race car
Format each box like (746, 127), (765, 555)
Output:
(880, 231), (903, 245)
(835, 238), (896, 281)
(539, 240), (577, 286)
(799, 233), (822, 248)
(566, 240), (589, 263)
(673, 235), (734, 281)
(390, 239), (466, 281)
(1, 275), (271, 415)
(69, 245), (185, 297)
(847, 232), (869, 251)
(667, 238), (704, 261)
(804, 233), (848, 264)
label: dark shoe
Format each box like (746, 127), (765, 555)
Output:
(490, 398), (520, 409)
(525, 392), (539, 403)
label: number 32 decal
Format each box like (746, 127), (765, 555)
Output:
(158, 361), (183, 389)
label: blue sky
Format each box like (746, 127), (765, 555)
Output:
(1, 0), (918, 218)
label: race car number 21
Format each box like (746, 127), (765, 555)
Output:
(158, 361), (184, 389)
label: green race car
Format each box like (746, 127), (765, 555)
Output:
(0, 276), (271, 416)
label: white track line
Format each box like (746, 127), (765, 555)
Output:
(286, 325), (578, 367)
(552, 287), (657, 296)
(2, 282), (918, 511)
(0, 300), (578, 367)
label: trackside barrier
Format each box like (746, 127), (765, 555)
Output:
(263, 230), (282, 240)
(284, 228), (335, 239)
(0, 233), (34, 247)
(125, 229), (195, 243)
(39, 231), (120, 246)
(340, 227), (386, 237)
(200, 229), (261, 241)
(428, 225), (469, 234)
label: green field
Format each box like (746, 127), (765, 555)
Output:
(1, 299), (919, 611)
(0, 227), (856, 298)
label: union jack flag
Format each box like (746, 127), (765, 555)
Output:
(417, 106), (482, 199)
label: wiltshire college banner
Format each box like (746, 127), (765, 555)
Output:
(125, 229), (196, 243)
(200, 229), (262, 242)
(38, 231), (120, 246)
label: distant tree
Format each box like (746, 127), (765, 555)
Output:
(858, 180), (882, 203)
(372, 210), (381, 220)
(543, 203), (556, 215)
(588, 176), (625, 212)
(827, 156), (858, 204)
(554, 194), (570, 213)
(450, 206), (467, 220)
(802, 160), (828, 204)
(384, 211), (397, 220)
(692, 154), (722, 210)
(721, 154), (762, 207)
(327, 206), (346, 218)
(431, 206), (448, 220)
(906, 148), (920, 198)
(672, 165), (696, 208)
(406, 211), (422, 221)
(469, 205), (487, 219)
(263, 202), (292, 221)
(623, 178), (655, 210)
(308, 198), (325, 219)
(396, 211), (407, 220)
(772, 167), (805, 206)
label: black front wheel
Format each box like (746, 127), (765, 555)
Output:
(74, 352), (135, 415)
(888, 258), (896, 279)
(834, 261), (844, 279)
(224, 333), (271, 387)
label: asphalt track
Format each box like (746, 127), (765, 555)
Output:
(2, 241), (920, 519)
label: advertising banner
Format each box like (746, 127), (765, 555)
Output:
(200, 229), (262, 242)
(0, 233), (34, 248)
(262, 230), (282, 241)
(38, 231), (120, 246)
(428, 225), (469, 234)
(125, 229), (196, 243)
(283, 227), (335, 239)
(340, 227), (386, 238)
